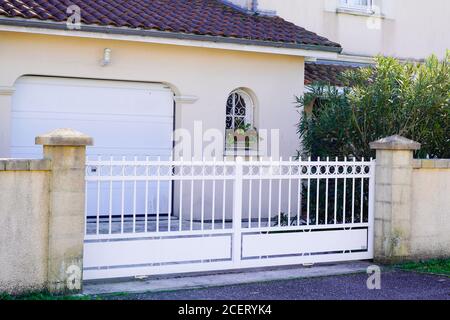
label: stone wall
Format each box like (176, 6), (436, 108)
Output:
(0, 160), (51, 293)
(0, 129), (91, 294)
(1, 132), (449, 293)
(371, 136), (450, 262)
(410, 160), (450, 259)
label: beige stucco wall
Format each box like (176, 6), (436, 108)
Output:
(258, 0), (450, 60)
(371, 138), (450, 262)
(0, 133), (89, 294)
(0, 31), (304, 159)
(0, 161), (50, 293)
(410, 166), (450, 258)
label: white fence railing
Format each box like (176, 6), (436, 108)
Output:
(84, 156), (375, 279)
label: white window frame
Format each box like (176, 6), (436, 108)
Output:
(225, 89), (254, 132)
(225, 89), (257, 154)
(339, 0), (373, 13)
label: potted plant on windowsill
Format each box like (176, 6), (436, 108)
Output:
(226, 123), (259, 151)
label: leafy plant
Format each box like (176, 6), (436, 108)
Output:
(272, 212), (300, 227)
(235, 122), (253, 132)
(271, 177), (369, 229)
(297, 52), (450, 159)
(226, 122), (260, 150)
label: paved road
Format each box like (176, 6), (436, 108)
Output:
(103, 270), (449, 300)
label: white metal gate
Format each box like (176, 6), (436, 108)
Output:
(83, 156), (375, 280)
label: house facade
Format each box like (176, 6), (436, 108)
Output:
(0, 1), (449, 291)
(2, 1), (447, 160)
(245, 0), (450, 87)
(0, 0), (345, 162)
(256, 0), (450, 61)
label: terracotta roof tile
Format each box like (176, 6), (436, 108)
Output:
(0, 0), (341, 49)
(305, 62), (359, 86)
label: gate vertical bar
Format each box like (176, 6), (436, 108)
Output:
(156, 157), (161, 232)
(132, 156), (137, 233)
(109, 156), (113, 234)
(316, 157), (320, 225)
(96, 155), (101, 235)
(167, 158), (173, 232)
(144, 157), (149, 232)
(211, 158), (216, 230)
(85, 156), (88, 235)
(325, 157), (329, 225)
(360, 158), (365, 224)
(120, 156), (125, 234)
(258, 158), (262, 228)
(232, 157), (244, 266)
(179, 158), (183, 232)
(267, 158), (273, 226)
(201, 160), (205, 231)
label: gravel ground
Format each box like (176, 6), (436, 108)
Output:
(103, 270), (449, 300)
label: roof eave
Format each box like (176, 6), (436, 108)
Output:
(0, 17), (343, 54)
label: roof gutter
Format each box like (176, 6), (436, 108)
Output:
(0, 17), (342, 54)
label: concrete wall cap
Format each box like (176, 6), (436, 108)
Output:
(370, 135), (421, 151)
(35, 128), (93, 146)
(0, 159), (51, 171)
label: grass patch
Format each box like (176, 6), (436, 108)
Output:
(0, 291), (96, 300)
(96, 291), (133, 300)
(397, 259), (450, 276)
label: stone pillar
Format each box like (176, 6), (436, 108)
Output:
(36, 128), (93, 293)
(370, 135), (421, 263)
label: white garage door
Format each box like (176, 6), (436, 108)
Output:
(11, 76), (174, 159)
(12, 76), (175, 217)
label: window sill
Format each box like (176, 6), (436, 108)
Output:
(336, 7), (384, 18)
(224, 149), (260, 158)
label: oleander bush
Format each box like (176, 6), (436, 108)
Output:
(297, 52), (450, 159)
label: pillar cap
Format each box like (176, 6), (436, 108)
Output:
(35, 128), (93, 146)
(370, 135), (421, 151)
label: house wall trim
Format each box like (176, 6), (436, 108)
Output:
(0, 17), (341, 59)
(0, 86), (15, 96)
(174, 95), (199, 104)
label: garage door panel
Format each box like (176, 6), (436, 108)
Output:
(12, 117), (173, 149)
(12, 77), (172, 117)
(12, 111), (174, 121)
(11, 76), (174, 159)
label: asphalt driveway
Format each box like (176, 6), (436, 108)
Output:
(102, 270), (449, 300)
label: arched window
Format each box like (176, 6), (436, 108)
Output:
(225, 89), (257, 151)
(225, 89), (254, 131)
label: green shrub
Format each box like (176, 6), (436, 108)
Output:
(297, 52), (450, 159)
